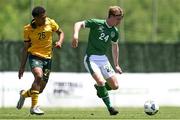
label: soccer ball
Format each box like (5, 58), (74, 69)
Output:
(144, 100), (159, 115)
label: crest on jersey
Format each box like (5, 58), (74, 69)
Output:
(111, 31), (115, 38)
(98, 26), (104, 32)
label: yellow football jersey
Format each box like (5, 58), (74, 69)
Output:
(24, 17), (60, 59)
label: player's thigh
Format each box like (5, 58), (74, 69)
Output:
(91, 72), (105, 86)
(100, 60), (115, 80)
(100, 61), (118, 89)
(84, 56), (105, 85)
(29, 55), (44, 79)
(106, 75), (119, 90)
(30, 67), (43, 90)
(42, 59), (52, 82)
(39, 59), (52, 93)
(32, 67), (43, 77)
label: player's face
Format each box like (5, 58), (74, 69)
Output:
(35, 13), (47, 26)
(112, 13), (123, 26)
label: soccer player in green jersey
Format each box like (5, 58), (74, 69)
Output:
(72, 6), (123, 115)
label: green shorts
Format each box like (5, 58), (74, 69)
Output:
(29, 54), (52, 82)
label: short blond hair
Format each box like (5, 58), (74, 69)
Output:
(108, 6), (124, 18)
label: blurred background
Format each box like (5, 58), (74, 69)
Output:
(0, 0), (180, 108)
(0, 0), (180, 72)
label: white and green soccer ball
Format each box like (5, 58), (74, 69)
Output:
(144, 100), (159, 115)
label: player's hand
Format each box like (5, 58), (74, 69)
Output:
(55, 41), (62, 48)
(71, 38), (78, 48)
(18, 67), (25, 79)
(115, 65), (122, 74)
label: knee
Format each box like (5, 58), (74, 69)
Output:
(96, 81), (105, 86)
(39, 90), (43, 94)
(35, 74), (43, 81)
(112, 85), (119, 90)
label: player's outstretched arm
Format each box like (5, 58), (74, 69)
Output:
(112, 43), (122, 74)
(55, 29), (64, 48)
(18, 42), (30, 79)
(71, 21), (85, 48)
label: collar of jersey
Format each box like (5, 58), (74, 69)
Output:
(105, 20), (112, 28)
(33, 17), (50, 26)
(45, 17), (51, 25)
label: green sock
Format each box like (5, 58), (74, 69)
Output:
(96, 85), (112, 109)
(105, 82), (112, 91)
(102, 96), (112, 109)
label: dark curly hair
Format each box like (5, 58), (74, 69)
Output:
(32, 6), (46, 17)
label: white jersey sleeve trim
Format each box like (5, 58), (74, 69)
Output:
(111, 40), (119, 44)
(82, 21), (86, 28)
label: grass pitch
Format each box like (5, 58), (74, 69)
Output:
(0, 107), (179, 120)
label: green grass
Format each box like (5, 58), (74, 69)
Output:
(0, 107), (179, 120)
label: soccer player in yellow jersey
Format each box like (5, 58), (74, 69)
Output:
(16, 6), (64, 115)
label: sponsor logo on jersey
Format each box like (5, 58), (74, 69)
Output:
(111, 31), (115, 38)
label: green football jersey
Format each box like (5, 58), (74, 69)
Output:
(85, 19), (119, 55)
